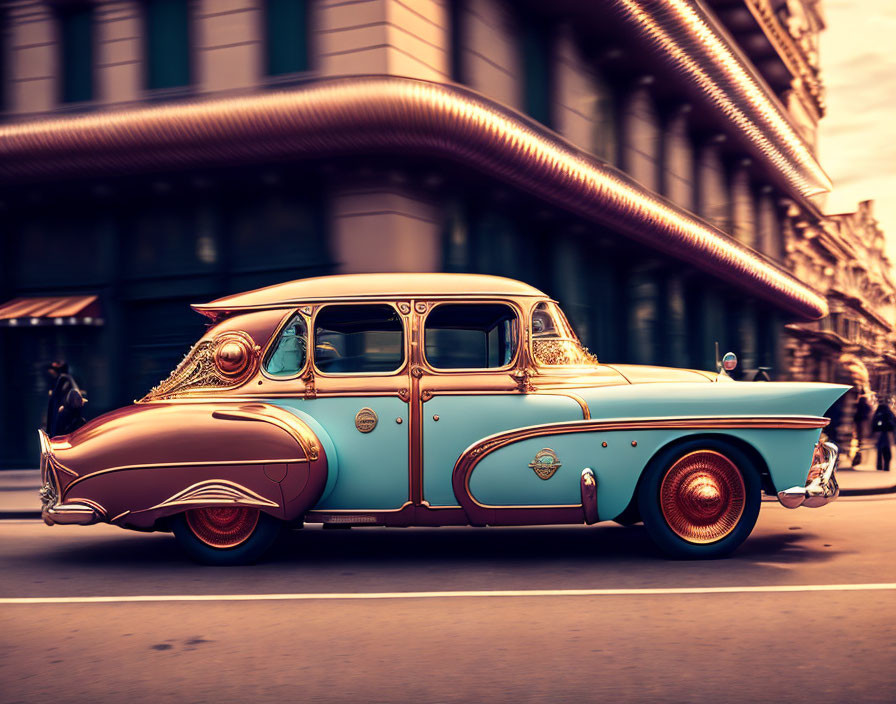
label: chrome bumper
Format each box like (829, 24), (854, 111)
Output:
(38, 428), (101, 526)
(778, 441), (839, 509)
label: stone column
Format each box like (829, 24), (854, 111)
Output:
(314, 0), (449, 82)
(619, 77), (661, 193)
(8, 1), (58, 114)
(730, 158), (757, 249)
(96, 1), (142, 104)
(696, 135), (730, 233)
(661, 104), (695, 212)
(196, 0), (262, 93)
(330, 183), (443, 273)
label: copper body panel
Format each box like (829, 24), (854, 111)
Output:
(46, 401), (327, 530)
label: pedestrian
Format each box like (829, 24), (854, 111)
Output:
(871, 396), (895, 471)
(851, 388), (873, 467)
(45, 360), (87, 437)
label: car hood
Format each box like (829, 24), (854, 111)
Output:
(600, 364), (718, 384)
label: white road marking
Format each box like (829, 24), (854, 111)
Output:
(2, 583), (895, 605)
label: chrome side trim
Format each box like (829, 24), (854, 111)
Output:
(778, 441), (839, 509)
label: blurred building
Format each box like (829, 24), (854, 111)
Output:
(0, 0), (867, 466)
(784, 200), (896, 440)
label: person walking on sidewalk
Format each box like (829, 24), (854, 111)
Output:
(871, 396), (896, 472)
(851, 388), (873, 467)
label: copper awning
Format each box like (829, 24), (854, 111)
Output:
(0, 295), (102, 327)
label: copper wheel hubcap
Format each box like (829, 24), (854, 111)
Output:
(660, 451), (745, 544)
(185, 507), (260, 549)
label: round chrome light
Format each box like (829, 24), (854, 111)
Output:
(722, 352), (738, 371)
(214, 337), (252, 376)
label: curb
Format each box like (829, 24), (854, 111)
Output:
(0, 511), (41, 520)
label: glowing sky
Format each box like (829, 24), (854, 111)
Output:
(818, 0), (896, 259)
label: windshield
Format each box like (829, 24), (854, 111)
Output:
(531, 301), (598, 367)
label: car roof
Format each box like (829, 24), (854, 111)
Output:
(193, 273), (547, 319)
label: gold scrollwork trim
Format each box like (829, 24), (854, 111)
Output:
(146, 480), (280, 512)
(141, 331), (259, 401)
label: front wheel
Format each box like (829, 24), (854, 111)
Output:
(637, 439), (761, 559)
(171, 507), (282, 565)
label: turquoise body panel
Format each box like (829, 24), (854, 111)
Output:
(469, 426), (823, 520)
(422, 394), (583, 505)
(575, 381), (844, 421)
(268, 379), (846, 520)
(272, 397), (408, 510)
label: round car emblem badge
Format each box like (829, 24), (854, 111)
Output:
(529, 448), (562, 480)
(355, 407), (378, 433)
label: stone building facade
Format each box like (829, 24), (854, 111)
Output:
(784, 200), (896, 442)
(0, 0), (862, 466)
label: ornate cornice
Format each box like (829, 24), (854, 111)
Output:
(0, 76), (827, 319)
(608, 0), (831, 198)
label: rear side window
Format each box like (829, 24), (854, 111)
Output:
(264, 313), (308, 377)
(314, 305), (404, 374)
(424, 303), (518, 370)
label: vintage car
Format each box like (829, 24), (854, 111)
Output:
(38, 273), (845, 564)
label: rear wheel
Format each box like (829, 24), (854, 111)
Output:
(638, 439), (761, 559)
(171, 507), (282, 565)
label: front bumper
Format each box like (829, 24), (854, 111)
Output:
(777, 441), (839, 509)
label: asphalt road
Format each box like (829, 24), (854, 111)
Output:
(2, 496), (895, 704)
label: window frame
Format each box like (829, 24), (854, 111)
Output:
(528, 299), (596, 370)
(421, 300), (522, 374)
(259, 308), (311, 381)
(312, 302), (408, 378)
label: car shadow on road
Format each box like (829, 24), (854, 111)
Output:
(36, 521), (843, 574)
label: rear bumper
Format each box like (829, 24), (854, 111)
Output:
(38, 428), (102, 526)
(778, 441), (839, 508)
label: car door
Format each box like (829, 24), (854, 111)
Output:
(295, 302), (411, 511)
(416, 300), (585, 507)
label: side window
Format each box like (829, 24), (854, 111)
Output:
(531, 301), (597, 366)
(314, 305), (404, 374)
(264, 313), (307, 377)
(424, 304), (518, 370)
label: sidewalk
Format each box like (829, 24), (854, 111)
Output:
(3, 445), (894, 518)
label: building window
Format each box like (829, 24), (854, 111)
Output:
(58, 3), (94, 103)
(145, 0), (190, 90)
(265, 0), (308, 76)
(520, 16), (552, 126)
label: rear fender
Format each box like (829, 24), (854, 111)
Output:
(49, 402), (328, 529)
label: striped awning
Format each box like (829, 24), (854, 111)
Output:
(0, 295), (102, 327)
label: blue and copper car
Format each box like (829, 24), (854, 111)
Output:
(38, 273), (845, 564)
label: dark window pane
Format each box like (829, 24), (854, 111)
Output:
(146, 0), (190, 89)
(521, 18), (551, 126)
(315, 305), (404, 374)
(59, 5), (94, 103)
(266, 0), (308, 76)
(425, 304), (518, 369)
(265, 313), (307, 377)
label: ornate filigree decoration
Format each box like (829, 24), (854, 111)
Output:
(142, 331), (258, 401)
(532, 339), (599, 367)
